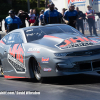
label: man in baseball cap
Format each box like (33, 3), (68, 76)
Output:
(44, 2), (61, 24)
(87, 5), (91, 8)
(8, 9), (15, 14)
(86, 5), (97, 36)
(47, 2), (55, 11)
(64, 3), (78, 28)
(8, 9), (15, 18)
(5, 9), (22, 32)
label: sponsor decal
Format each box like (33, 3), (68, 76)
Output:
(68, 0), (86, 7)
(25, 29), (33, 32)
(7, 44), (26, 73)
(27, 48), (40, 53)
(26, 33), (34, 37)
(0, 40), (5, 44)
(55, 37), (95, 49)
(43, 68), (52, 72)
(89, 37), (100, 43)
(41, 57), (50, 63)
(8, 19), (11, 22)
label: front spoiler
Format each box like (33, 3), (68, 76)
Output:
(41, 54), (100, 77)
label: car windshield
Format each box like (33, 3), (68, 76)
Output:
(24, 25), (82, 42)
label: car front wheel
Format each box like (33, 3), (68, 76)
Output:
(29, 58), (42, 82)
(97, 71), (100, 74)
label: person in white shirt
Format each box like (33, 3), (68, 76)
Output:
(86, 5), (97, 36)
(28, 9), (36, 26)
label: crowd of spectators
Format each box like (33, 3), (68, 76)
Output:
(0, 2), (98, 36)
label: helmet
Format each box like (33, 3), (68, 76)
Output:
(8, 10), (15, 14)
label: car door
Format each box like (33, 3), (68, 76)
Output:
(3, 32), (25, 76)
(0, 34), (10, 71)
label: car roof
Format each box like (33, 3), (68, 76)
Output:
(8, 24), (68, 34)
(23, 24), (67, 30)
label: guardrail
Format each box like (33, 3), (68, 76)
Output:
(83, 18), (100, 31)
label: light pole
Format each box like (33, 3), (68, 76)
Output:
(27, 0), (30, 13)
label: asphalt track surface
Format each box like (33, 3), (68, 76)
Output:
(1, 72), (100, 100)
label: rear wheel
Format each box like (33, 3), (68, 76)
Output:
(0, 60), (4, 75)
(0, 67), (4, 75)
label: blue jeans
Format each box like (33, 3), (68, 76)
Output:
(76, 20), (84, 34)
(0, 34), (1, 39)
(87, 18), (97, 36)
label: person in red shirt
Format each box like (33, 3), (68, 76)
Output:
(86, 5), (97, 36)
(28, 9), (36, 26)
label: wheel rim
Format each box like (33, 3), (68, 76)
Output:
(34, 63), (41, 80)
(0, 67), (4, 75)
(1, 70), (4, 75)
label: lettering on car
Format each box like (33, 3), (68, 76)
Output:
(55, 37), (95, 49)
(7, 44), (26, 73)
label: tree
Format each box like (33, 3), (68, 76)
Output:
(45, 0), (48, 8)
(6, 0), (12, 4)
(27, 0), (30, 13)
(37, 0), (40, 7)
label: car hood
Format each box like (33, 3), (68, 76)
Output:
(29, 33), (100, 51)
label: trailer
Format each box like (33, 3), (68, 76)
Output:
(49, 0), (100, 17)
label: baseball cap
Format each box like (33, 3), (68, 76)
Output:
(48, 2), (55, 7)
(8, 10), (15, 14)
(41, 10), (44, 12)
(87, 5), (91, 7)
(69, 3), (75, 7)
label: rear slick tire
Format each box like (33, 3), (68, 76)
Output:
(97, 71), (100, 74)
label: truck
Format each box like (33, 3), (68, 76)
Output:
(49, 0), (100, 17)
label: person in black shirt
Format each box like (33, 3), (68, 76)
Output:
(76, 7), (84, 34)
(0, 17), (2, 39)
(18, 10), (29, 28)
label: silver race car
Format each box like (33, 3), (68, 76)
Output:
(0, 24), (100, 81)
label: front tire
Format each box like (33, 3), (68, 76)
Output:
(33, 60), (41, 81)
(97, 71), (100, 74)
(0, 61), (4, 75)
(29, 58), (42, 82)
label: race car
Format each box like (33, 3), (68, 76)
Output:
(0, 24), (100, 81)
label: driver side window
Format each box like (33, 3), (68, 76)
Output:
(2, 34), (10, 44)
(7, 33), (23, 45)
